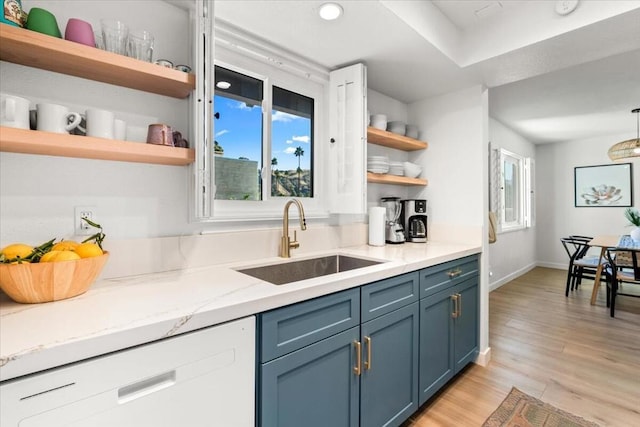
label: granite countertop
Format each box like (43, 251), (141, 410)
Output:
(0, 241), (481, 382)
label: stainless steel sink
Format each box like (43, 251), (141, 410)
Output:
(237, 255), (383, 285)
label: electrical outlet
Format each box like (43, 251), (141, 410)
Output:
(75, 206), (96, 236)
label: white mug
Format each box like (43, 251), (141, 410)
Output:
(1, 94), (30, 129)
(85, 108), (115, 139)
(36, 103), (82, 134)
(114, 119), (127, 140)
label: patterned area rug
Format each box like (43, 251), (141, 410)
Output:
(483, 387), (600, 427)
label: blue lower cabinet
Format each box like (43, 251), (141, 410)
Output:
(360, 302), (419, 427)
(453, 277), (479, 373)
(418, 288), (454, 405)
(260, 326), (360, 427)
(419, 276), (478, 405)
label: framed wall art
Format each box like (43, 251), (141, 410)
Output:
(574, 163), (633, 207)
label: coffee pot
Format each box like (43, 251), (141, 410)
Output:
(402, 199), (427, 243)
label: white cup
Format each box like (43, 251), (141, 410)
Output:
(36, 103), (82, 134)
(85, 108), (115, 139)
(1, 94), (31, 129)
(114, 119), (127, 140)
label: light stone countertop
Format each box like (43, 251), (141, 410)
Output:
(0, 241), (481, 382)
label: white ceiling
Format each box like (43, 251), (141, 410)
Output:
(214, 0), (640, 144)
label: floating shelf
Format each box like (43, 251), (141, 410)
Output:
(0, 127), (195, 166)
(367, 172), (428, 186)
(0, 25), (195, 99)
(367, 127), (428, 151)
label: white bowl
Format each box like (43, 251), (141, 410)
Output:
(403, 161), (422, 178)
(387, 121), (406, 135)
(405, 125), (419, 139)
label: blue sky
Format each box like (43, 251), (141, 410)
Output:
(214, 96), (311, 171)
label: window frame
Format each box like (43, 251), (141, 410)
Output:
(499, 148), (531, 232)
(208, 49), (327, 221)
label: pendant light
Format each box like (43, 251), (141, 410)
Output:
(608, 108), (640, 161)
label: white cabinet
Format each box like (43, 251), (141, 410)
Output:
(329, 63), (368, 214)
(0, 316), (255, 427)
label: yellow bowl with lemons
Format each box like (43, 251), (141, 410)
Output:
(0, 241), (108, 304)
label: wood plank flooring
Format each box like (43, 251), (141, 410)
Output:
(402, 267), (640, 427)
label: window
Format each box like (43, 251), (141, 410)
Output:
(271, 86), (314, 198)
(499, 149), (533, 231)
(213, 65), (317, 209)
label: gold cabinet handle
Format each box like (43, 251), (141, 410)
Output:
(457, 293), (462, 318)
(364, 336), (372, 371)
(447, 268), (462, 279)
(451, 294), (459, 318)
(353, 340), (361, 376)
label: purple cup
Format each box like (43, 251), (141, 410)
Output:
(64, 18), (95, 47)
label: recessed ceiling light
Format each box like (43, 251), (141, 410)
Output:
(216, 81), (231, 89)
(319, 2), (343, 21)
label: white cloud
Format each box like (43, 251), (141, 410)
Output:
(286, 139), (293, 144)
(292, 135), (310, 143)
(272, 111), (300, 122)
(215, 129), (229, 137)
(284, 147), (297, 154)
(230, 100), (259, 111)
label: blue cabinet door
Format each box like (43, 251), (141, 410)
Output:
(418, 288), (454, 405)
(260, 327), (360, 427)
(453, 277), (479, 373)
(360, 302), (419, 427)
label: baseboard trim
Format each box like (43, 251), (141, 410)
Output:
(489, 263), (537, 291)
(475, 347), (491, 367)
(536, 262), (566, 270)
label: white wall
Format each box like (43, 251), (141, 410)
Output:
(488, 118), (537, 289)
(536, 133), (639, 269)
(408, 85), (485, 236)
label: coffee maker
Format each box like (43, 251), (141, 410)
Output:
(380, 197), (405, 244)
(401, 199), (427, 242)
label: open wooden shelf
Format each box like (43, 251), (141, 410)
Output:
(0, 127), (195, 166)
(367, 172), (428, 186)
(0, 25), (195, 99)
(367, 127), (428, 151)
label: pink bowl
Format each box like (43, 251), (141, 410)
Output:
(65, 18), (95, 47)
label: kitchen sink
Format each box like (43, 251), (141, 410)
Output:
(237, 255), (384, 285)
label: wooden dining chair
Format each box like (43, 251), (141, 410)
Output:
(560, 236), (604, 297)
(604, 248), (640, 317)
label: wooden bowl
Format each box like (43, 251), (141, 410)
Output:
(0, 252), (109, 303)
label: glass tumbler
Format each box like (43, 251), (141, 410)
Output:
(101, 19), (128, 55)
(127, 29), (154, 62)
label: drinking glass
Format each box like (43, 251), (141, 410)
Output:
(101, 19), (128, 55)
(127, 29), (154, 62)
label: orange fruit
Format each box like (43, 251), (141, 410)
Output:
(74, 243), (103, 258)
(40, 250), (81, 263)
(51, 240), (80, 251)
(1, 243), (34, 260)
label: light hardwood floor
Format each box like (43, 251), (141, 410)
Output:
(403, 267), (640, 427)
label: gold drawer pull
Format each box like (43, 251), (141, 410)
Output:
(353, 340), (361, 376)
(447, 268), (463, 279)
(364, 336), (372, 371)
(451, 294), (459, 318)
(457, 293), (462, 318)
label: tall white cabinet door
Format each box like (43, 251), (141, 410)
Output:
(329, 63), (367, 214)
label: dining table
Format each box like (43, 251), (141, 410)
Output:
(588, 234), (640, 305)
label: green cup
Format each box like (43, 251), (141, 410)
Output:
(25, 7), (62, 38)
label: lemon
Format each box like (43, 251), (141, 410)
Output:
(40, 250), (81, 263)
(51, 241), (80, 251)
(1, 243), (34, 260)
(74, 243), (103, 258)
